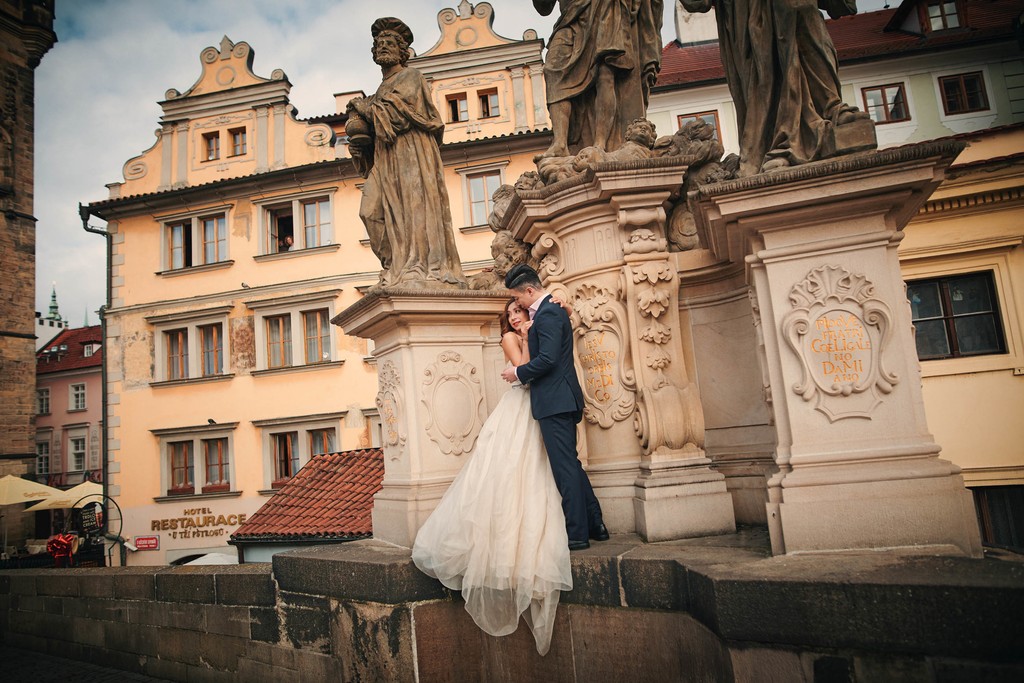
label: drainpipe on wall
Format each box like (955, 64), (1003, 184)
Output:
(79, 203), (116, 562)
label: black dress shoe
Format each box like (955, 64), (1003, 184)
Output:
(568, 540), (590, 551)
(590, 522), (609, 542)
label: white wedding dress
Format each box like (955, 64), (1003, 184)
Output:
(411, 379), (571, 655)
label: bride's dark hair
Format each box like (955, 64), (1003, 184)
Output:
(499, 297), (520, 335)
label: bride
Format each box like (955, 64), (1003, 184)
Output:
(412, 299), (571, 655)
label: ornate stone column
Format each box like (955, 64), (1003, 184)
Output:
(507, 158), (736, 541)
(332, 289), (510, 547)
(691, 141), (983, 556)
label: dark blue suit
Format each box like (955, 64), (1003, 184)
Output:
(517, 295), (603, 543)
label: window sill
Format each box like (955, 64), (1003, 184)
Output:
(459, 223), (492, 235)
(254, 244), (340, 262)
(919, 352), (1018, 378)
(252, 360), (344, 377)
(67, 408), (87, 414)
(259, 488), (284, 496)
(154, 490), (243, 503)
(363, 356), (377, 365)
(359, 238), (371, 248)
(157, 260), (235, 277)
(150, 373), (234, 388)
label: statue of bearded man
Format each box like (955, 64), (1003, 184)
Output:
(347, 17), (466, 289)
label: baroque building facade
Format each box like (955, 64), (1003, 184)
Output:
(84, 3), (551, 565)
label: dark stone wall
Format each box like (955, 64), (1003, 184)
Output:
(2, 541), (1023, 682)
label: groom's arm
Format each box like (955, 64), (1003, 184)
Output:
(515, 307), (561, 385)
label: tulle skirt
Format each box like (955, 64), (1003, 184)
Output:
(412, 385), (571, 655)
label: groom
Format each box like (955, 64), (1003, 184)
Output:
(501, 264), (608, 550)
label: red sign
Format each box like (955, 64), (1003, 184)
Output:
(133, 535), (160, 550)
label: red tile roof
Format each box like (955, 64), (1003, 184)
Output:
(36, 325), (103, 375)
(231, 448), (384, 542)
(657, 1), (1023, 88)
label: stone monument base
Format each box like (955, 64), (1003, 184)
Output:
(332, 288), (510, 547)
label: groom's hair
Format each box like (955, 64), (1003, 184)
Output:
(505, 263), (541, 291)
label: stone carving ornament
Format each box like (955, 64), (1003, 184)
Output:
(421, 351), (486, 457)
(376, 360), (407, 459)
(782, 265), (899, 421)
(572, 282), (637, 428)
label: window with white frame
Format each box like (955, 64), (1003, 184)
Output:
(229, 127), (247, 157)
(147, 305), (232, 383)
(36, 439), (50, 475)
(259, 192), (334, 254)
(447, 92), (469, 122)
(467, 170), (502, 227)
(69, 436), (86, 472)
(478, 89), (499, 118)
(162, 208), (231, 271)
(202, 437), (231, 493)
(36, 388), (50, 415)
(247, 291), (340, 372)
(70, 383), (86, 411)
(83, 343), (98, 357)
(254, 413), (343, 490)
(152, 423), (238, 498)
(456, 162), (508, 230)
(202, 132), (220, 161)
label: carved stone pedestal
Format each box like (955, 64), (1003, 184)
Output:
(332, 289), (509, 547)
(505, 158), (736, 541)
(693, 142), (983, 556)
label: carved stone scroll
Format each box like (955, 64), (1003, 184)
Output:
(421, 351), (486, 456)
(572, 282), (636, 428)
(781, 265), (899, 422)
(376, 360), (407, 460)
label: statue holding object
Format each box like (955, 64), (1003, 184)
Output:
(347, 17), (467, 289)
(535, 0), (664, 157)
(679, 0), (875, 176)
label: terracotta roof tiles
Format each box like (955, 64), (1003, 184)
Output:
(230, 448), (384, 542)
(36, 325), (103, 375)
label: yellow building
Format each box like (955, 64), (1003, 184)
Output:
(84, 4), (550, 565)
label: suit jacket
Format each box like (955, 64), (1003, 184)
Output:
(517, 295), (585, 421)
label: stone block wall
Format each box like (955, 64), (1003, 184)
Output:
(2, 540), (1023, 682)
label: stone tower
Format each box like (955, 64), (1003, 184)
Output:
(0, 1), (56, 478)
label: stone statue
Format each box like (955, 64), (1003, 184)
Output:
(535, 0), (664, 157)
(679, 0), (874, 176)
(537, 117), (658, 184)
(347, 17), (466, 289)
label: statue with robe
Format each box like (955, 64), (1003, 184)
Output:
(679, 0), (874, 176)
(535, 0), (664, 157)
(347, 17), (466, 288)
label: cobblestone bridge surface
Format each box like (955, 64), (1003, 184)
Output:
(0, 643), (167, 681)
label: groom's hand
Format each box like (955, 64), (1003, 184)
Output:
(501, 366), (518, 383)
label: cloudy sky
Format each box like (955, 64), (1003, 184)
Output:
(34, 0), (892, 324)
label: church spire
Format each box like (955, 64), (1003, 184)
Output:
(46, 283), (63, 322)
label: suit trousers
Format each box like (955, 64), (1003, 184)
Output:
(538, 412), (603, 543)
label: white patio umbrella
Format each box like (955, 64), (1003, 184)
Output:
(24, 481), (103, 512)
(0, 475), (64, 553)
